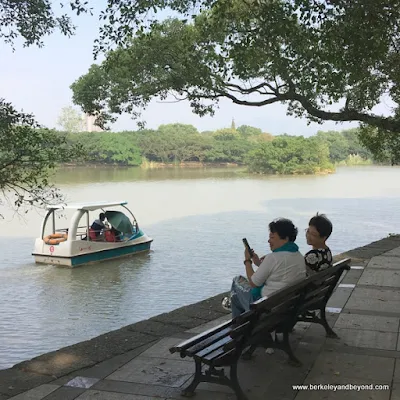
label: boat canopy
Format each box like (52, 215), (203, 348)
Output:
(46, 201), (128, 211)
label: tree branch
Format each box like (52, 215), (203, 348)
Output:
(224, 81), (278, 95)
(211, 89), (291, 106)
(291, 91), (400, 131)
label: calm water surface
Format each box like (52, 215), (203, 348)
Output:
(1, 165), (399, 369)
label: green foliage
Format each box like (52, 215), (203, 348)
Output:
(204, 137), (254, 163)
(237, 125), (262, 138)
(0, 100), (85, 210)
(247, 136), (333, 175)
(59, 122), (380, 173)
(315, 131), (350, 163)
(0, 0), (90, 48)
(341, 129), (373, 160)
(0, 0), (90, 212)
(316, 129), (372, 163)
(68, 132), (142, 166)
(212, 128), (239, 141)
(158, 123), (199, 136)
(136, 126), (211, 163)
(73, 0), (400, 149)
(357, 125), (400, 165)
(336, 154), (373, 167)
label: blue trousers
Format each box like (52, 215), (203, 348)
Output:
(230, 275), (262, 318)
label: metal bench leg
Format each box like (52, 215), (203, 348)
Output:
(320, 308), (338, 338)
(241, 344), (257, 360)
(229, 362), (248, 400)
(282, 331), (302, 367)
(181, 359), (202, 397)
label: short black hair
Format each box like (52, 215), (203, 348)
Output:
(309, 213), (332, 239)
(99, 213), (106, 221)
(269, 218), (298, 242)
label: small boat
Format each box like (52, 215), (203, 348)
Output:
(32, 200), (153, 267)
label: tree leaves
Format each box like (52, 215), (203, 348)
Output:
(0, 0), (91, 48)
(0, 99), (86, 212)
(247, 135), (334, 174)
(0, 0), (92, 214)
(72, 0), (400, 159)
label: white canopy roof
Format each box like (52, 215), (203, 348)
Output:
(46, 201), (128, 211)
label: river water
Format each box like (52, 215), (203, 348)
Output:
(1, 165), (399, 369)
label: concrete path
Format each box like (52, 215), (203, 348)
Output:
(2, 236), (400, 400)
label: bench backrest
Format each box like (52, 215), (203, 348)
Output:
(297, 258), (351, 314)
(241, 278), (309, 337)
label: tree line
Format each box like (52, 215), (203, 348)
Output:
(61, 123), (382, 174)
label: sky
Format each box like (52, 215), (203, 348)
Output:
(0, 2), (389, 135)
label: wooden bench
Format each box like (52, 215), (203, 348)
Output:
(169, 258), (351, 400)
(241, 258), (351, 361)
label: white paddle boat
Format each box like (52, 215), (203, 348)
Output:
(32, 200), (153, 267)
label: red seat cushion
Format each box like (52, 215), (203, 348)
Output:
(105, 230), (116, 242)
(89, 228), (97, 240)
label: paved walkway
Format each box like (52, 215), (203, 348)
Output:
(3, 236), (400, 400)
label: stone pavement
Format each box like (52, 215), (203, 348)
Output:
(2, 235), (400, 400)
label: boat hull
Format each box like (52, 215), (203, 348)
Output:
(33, 239), (152, 267)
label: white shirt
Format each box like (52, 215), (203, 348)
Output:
(251, 251), (306, 297)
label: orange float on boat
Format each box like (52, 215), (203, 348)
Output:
(43, 233), (68, 245)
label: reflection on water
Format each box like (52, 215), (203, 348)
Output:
(53, 165), (249, 185)
(0, 166), (400, 369)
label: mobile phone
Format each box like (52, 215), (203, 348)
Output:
(242, 238), (254, 256)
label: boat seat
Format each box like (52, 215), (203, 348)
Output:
(89, 228), (102, 241)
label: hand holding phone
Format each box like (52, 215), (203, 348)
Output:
(242, 238), (254, 256)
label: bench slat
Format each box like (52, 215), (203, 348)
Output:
(201, 346), (232, 363)
(195, 347), (237, 366)
(299, 295), (326, 311)
(251, 279), (308, 311)
(194, 336), (234, 359)
(303, 285), (331, 301)
(309, 275), (336, 289)
(229, 320), (252, 337)
(185, 326), (233, 356)
(268, 294), (302, 313)
(249, 312), (294, 336)
(169, 319), (233, 354)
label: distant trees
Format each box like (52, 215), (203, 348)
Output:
(357, 126), (400, 166)
(237, 125), (262, 138)
(68, 132), (141, 165)
(60, 123), (379, 173)
(136, 127), (211, 163)
(247, 136), (333, 175)
(316, 129), (372, 163)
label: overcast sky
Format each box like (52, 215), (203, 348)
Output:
(1, 2), (390, 135)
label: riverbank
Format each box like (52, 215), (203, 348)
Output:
(62, 161), (243, 168)
(60, 162), (337, 176)
(1, 235), (400, 399)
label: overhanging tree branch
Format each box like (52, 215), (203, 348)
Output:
(291, 91), (400, 132)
